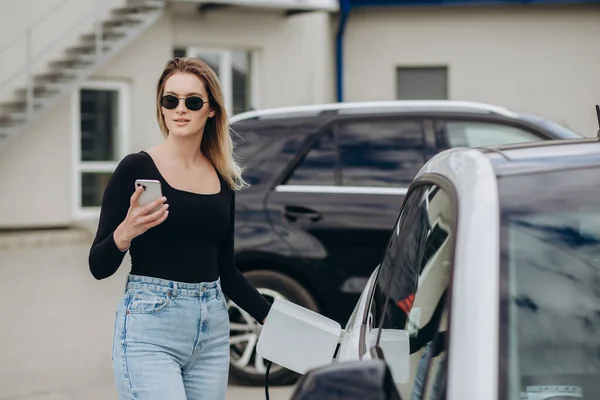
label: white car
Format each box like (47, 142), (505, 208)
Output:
(257, 136), (600, 400)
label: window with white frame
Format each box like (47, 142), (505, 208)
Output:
(72, 81), (130, 218)
(174, 47), (258, 115)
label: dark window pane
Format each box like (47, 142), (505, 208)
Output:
(337, 120), (425, 187)
(196, 51), (220, 77)
(232, 50), (251, 115)
(80, 89), (119, 162)
(81, 172), (113, 207)
(397, 67), (447, 100)
(233, 125), (299, 185)
(173, 47), (187, 58)
(499, 167), (600, 399)
(372, 185), (429, 331)
(287, 132), (336, 186)
(444, 121), (541, 148)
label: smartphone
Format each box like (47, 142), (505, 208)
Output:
(135, 179), (163, 213)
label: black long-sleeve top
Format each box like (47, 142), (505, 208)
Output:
(88, 151), (272, 323)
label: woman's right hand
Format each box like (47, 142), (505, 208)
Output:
(113, 185), (169, 251)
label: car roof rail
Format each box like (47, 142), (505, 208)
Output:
(335, 100), (519, 119)
(478, 147), (512, 161)
(229, 100), (519, 124)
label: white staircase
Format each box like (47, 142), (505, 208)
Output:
(0, 0), (166, 152)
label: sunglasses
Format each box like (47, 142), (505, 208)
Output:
(160, 94), (208, 111)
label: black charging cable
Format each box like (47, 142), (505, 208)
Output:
(265, 360), (273, 400)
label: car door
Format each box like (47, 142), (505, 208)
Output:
(335, 265), (380, 364)
(265, 117), (428, 321)
(363, 182), (457, 400)
(433, 117), (547, 151)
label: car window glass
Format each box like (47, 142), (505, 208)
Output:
(443, 121), (542, 148)
(370, 185), (429, 332)
(499, 167), (600, 399)
(233, 125), (306, 185)
(369, 185), (456, 399)
(286, 131), (337, 186)
(336, 120), (425, 187)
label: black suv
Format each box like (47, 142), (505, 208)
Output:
(224, 100), (580, 385)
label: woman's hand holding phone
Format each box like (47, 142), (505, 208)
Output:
(113, 185), (169, 251)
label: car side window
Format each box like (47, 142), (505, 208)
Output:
(437, 120), (542, 149)
(336, 119), (426, 187)
(286, 131), (338, 186)
(369, 184), (456, 399)
(371, 185), (430, 332)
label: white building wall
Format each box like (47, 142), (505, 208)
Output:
(172, 6), (335, 108)
(0, 6), (334, 228)
(344, 4), (600, 136)
(0, 96), (72, 228)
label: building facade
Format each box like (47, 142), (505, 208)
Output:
(0, 0), (598, 229)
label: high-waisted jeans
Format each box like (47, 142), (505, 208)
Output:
(112, 274), (230, 400)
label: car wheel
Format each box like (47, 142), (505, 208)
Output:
(227, 269), (319, 386)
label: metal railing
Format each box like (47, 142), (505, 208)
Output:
(0, 0), (111, 117)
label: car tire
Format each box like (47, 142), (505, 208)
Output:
(227, 269), (320, 386)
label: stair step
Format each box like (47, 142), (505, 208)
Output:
(111, 3), (164, 16)
(65, 43), (112, 56)
(80, 30), (127, 43)
(104, 25), (136, 36)
(59, 67), (85, 76)
(48, 57), (95, 69)
(34, 70), (79, 84)
(81, 31), (126, 44)
(14, 83), (70, 100)
(102, 17), (144, 29)
(123, 0), (165, 7)
(76, 54), (98, 63)
(0, 120), (21, 129)
(0, 114), (26, 128)
(0, 98), (45, 112)
(110, 11), (153, 22)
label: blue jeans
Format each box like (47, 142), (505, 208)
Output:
(112, 275), (230, 400)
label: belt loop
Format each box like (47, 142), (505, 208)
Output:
(171, 282), (177, 298)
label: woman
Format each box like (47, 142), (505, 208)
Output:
(88, 57), (272, 400)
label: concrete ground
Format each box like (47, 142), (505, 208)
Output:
(0, 233), (295, 400)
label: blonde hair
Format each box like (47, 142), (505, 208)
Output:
(156, 57), (246, 191)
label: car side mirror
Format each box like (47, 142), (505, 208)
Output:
(256, 297), (342, 374)
(290, 359), (402, 400)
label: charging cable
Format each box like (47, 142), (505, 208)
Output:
(264, 360), (273, 400)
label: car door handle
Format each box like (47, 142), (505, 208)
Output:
(283, 205), (322, 222)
